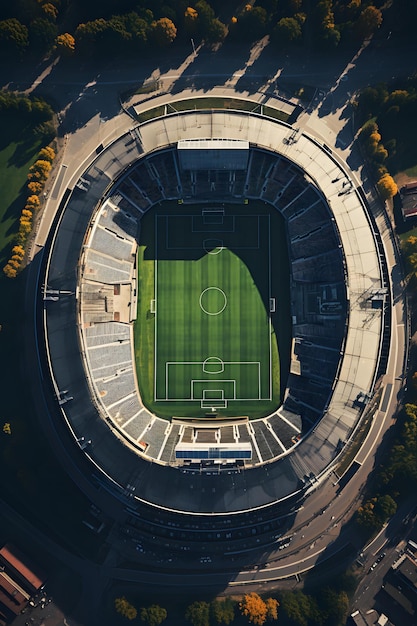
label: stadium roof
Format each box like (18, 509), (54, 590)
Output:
(178, 138), (250, 170)
(177, 139), (249, 150)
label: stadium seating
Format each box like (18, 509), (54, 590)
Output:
(78, 145), (348, 467)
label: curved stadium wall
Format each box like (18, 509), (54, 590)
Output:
(42, 108), (386, 516)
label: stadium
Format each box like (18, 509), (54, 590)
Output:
(41, 97), (389, 546)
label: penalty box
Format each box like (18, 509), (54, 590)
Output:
(159, 360), (265, 402)
(160, 213), (264, 251)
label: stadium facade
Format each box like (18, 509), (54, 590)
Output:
(41, 104), (389, 538)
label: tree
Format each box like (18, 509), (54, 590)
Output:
(184, 6), (198, 35)
(272, 17), (302, 46)
(240, 593), (268, 626)
(357, 497), (379, 529)
(152, 17), (177, 46)
(375, 494), (397, 522)
(28, 181), (43, 194)
(204, 18), (227, 43)
(12, 245), (25, 259)
(185, 601), (210, 626)
(124, 13), (150, 49)
(281, 591), (315, 626)
(115, 596), (137, 620)
(28, 159), (52, 184)
(26, 195), (41, 210)
(140, 604), (167, 626)
(195, 0), (215, 29)
(30, 98), (54, 123)
(38, 146), (55, 162)
(309, 0), (340, 48)
(265, 598), (279, 621)
(318, 588), (349, 625)
(377, 173), (398, 200)
(357, 85), (388, 119)
(211, 598), (235, 625)
(3, 264), (17, 278)
(75, 19), (108, 52)
(42, 3), (59, 21)
(0, 18), (29, 54)
(237, 5), (268, 41)
(29, 18), (58, 51)
(355, 5), (382, 39)
(56, 33), (75, 54)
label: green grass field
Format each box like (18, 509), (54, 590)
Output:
(135, 202), (290, 419)
(0, 113), (43, 264)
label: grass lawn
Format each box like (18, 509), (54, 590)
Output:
(0, 112), (43, 265)
(0, 113), (104, 561)
(135, 202), (290, 420)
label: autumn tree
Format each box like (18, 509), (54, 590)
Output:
(12, 245), (25, 259)
(265, 598), (279, 621)
(185, 601), (210, 626)
(140, 604), (167, 626)
(152, 17), (177, 46)
(28, 159), (52, 184)
(240, 593), (268, 626)
(184, 6), (198, 35)
(377, 173), (398, 200)
(42, 3), (59, 21)
(115, 596), (137, 620)
(56, 33), (75, 54)
(3, 264), (17, 278)
(26, 195), (41, 210)
(38, 146), (55, 162)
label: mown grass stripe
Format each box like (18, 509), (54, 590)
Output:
(136, 203), (287, 418)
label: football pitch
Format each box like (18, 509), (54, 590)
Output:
(135, 203), (290, 419)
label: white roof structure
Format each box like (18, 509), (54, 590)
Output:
(177, 138), (249, 150)
(44, 105), (387, 512)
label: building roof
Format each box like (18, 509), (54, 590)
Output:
(383, 581), (415, 615)
(177, 138), (249, 150)
(398, 554), (417, 589)
(0, 544), (46, 592)
(0, 572), (28, 620)
(350, 610), (368, 626)
(400, 181), (417, 220)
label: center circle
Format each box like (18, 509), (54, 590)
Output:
(199, 287), (227, 316)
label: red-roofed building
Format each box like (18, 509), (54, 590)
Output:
(400, 181), (417, 221)
(0, 544), (46, 595)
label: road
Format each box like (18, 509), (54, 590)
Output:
(3, 31), (415, 624)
